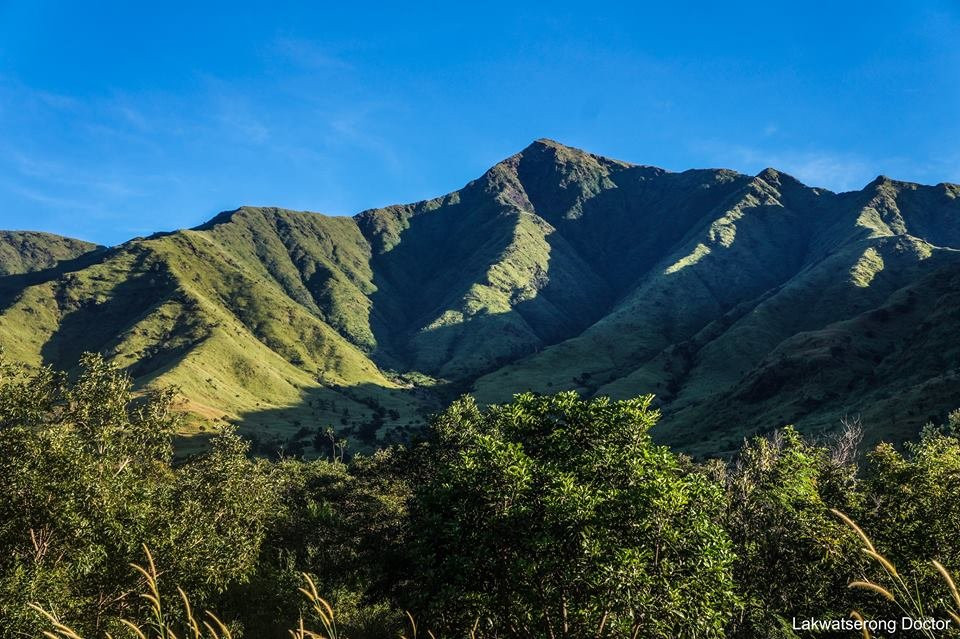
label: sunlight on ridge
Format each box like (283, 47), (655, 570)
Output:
(849, 246), (885, 287)
(664, 242), (712, 274)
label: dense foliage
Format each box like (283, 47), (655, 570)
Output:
(405, 393), (735, 638)
(2, 354), (960, 637)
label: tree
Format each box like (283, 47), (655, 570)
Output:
(0, 353), (274, 637)
(405, 392), (736, 638)
(239, 448), (410, 638)
(720, 427), (865, 638)
(860, 411), (960, 612)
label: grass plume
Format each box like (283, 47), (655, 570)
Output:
(833, 510), (960, 639)
(31, 547), (344, 639)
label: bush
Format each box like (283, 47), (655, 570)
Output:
(404, 392), (736, 638)
(0, 354), (273, 636)
(859, 411), (960, 612)
(721, 427), (865, 638)
(6, 351), (960, 639)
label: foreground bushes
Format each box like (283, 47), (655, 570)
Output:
(2, 354), (960, 637)
(0, 354), (277, 636)
(404, 393), (735, 638)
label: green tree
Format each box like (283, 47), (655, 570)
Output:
(405, 392), (736, 638)
(720, 427), (865, 638)
(860, 411), (960, 615)
(236, 448), (410, 638)
(0, 353), (274, 637)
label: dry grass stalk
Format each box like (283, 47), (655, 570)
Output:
(848, 581), (895, 601)
(292, 573), (339, 639)
(833, 510), (960, 639)
(30, 545), (238, 639)
(849, 610), (870, 639)
(829, 508), (876, 553)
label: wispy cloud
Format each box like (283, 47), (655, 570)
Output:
(216, 106), (271, 144)
(9, 151), (145, 198)
(0, 45), (424, 240)
(0, 78), (79, 112)
(693, 138), (960, 191)
(327, 107), (402, 173)
(0, 179), (100, 212)
(693, 139), (875, 191)
(270, 37), (354, 71)
(738, 147), (871, 192)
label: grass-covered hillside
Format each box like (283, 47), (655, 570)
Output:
(1, 139), (958, 453)
(0, 231), (101, 276)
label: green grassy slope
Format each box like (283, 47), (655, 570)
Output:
(661, 255), (960, 455)
(470, 154), (960, 451)
(1, 140), (958, 454)
(0, 231), (101, 276)
(0, 216), (422, 452)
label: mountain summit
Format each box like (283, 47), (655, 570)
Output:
(2, 140), (958, 454)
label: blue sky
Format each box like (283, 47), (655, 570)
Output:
(1, 1), (958, 245)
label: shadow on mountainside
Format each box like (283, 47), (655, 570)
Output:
(40, 254), (178, 370)
(362, 195), (619, 381)
(0, 248), (110, 311)
(220, 380), (448, 458)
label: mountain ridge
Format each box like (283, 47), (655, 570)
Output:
(1, 139), (958, 455)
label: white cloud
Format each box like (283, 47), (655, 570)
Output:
(694, 140), (874, 191)
(762, 151), (871, 192)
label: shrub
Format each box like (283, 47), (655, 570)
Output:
(721, 427), (865, 638)
(404, 392), (736, 638)
(0, 354), (273, 636)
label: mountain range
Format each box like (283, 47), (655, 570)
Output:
(1, 139), (958, 456)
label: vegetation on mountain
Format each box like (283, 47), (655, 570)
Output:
(4, 355), (960, 637)
(2, 141), (958, 454)
(4, 139), (960, 633)
(0, 231), (101, 277)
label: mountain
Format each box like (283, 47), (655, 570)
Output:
(0, 231), (101, 276)
(1, 139), (958, 455)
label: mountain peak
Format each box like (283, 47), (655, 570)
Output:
(520, 138), (593, 160)
(3, 138), (960, 457)
(864, 174), (928, 193)
(0, 231), (102, 276)
(530, 137), (566, 149)
(756, 167), (781, 182)
(194, 208), (243, 230)
(514, 139), (634, 172)
(193, 206), (325, 233)
(866, 175), (897, 190)
(755, 167), (803, 189)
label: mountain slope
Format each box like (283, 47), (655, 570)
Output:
(0, 214), (423, 450)
(1, 140), (958, 454)
(0, 231), (101, 276)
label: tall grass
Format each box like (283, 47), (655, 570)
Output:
(31, 545), (342, 639)
(832, 509), (960, 639)
(291, 573), (339, 639)
(32, 516), (960, 639)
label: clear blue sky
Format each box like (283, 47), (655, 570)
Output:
(1, 1), (958, 245)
